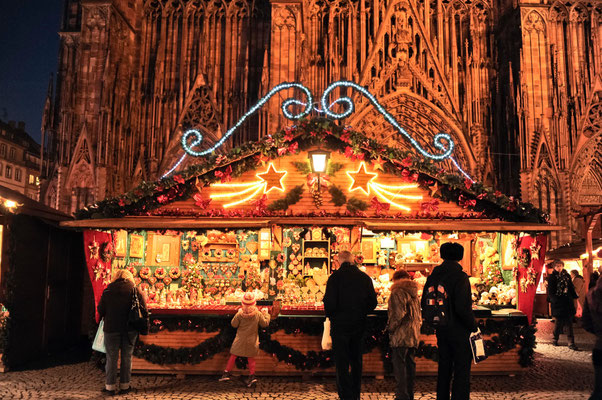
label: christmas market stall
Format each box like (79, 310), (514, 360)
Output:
(0, 186), (85, 371)
(63, 117), (560, 376)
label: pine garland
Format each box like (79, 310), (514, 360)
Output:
(327, 162), (344, 176)
(127, 314), (536, 370)
(292, 161), (312, 175)
(346, 197), (369, 212)
(75, 117), (549, 224)
(267, 185), (304, 211)
(328, 185), (347, 207)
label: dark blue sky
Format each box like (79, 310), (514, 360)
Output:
(0, 1), (63, 144)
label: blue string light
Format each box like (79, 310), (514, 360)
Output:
(163, 80), (473, 181)
(320, 81), (454, 161)
(181, 82), (312, 157)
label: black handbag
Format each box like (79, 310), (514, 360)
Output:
(128, 288), (149, 335)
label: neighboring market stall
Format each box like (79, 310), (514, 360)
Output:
(63, 118), (560, 376)
(0, 186), (85, 371)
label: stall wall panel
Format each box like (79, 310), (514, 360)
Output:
(159, 151), (469, 217)
(133, 329), (520, 375)
(4, 216), (85, 368)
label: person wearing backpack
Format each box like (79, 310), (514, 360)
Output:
(421, 242), (477, 400)
(386, 269), (422, 400)
(324, 250), (378, 400)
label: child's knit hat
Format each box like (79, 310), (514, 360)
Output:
(242, 292), (256, 306)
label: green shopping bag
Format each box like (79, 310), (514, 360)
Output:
(92, 320), (106, 353)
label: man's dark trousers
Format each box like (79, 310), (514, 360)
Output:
(332, 325), (365, 400)
(436, 331), (472, 400)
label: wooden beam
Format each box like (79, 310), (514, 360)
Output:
(363, 220), (564, 232)
(61, 216), (562, 232)
(585, 213), (601, 289)
(60, 217), (271, 229)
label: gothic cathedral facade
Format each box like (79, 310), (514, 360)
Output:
(41, 0), (602, 247)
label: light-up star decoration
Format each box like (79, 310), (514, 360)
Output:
(347, 162), (423, 211)
(347, 162), (377, 194)
(210, 163), (287, 208)
(257, 163), (287, 192)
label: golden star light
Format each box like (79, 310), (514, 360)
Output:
(210, 163), (287, 208)
(346, 162), (423, 211)
(346, 162), (378, 195)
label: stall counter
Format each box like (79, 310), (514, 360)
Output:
(132, 309), (532, 376)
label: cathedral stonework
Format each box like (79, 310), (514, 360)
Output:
(41, 0), (602, 247)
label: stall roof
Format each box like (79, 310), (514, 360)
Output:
(0, 185), (71, 222)
(547, 239), (602, 260)
(71, 118), (551, 226)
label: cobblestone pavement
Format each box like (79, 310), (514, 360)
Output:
(0, 320), (594, 400)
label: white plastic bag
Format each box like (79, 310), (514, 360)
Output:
(469, 328), (487, 364)
(321, 318), (332, 350)
(92, 319), (106, 353)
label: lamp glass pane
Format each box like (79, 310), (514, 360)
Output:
(311, 154), (327, 173)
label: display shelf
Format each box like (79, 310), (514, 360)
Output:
(302, 238), (331, 275)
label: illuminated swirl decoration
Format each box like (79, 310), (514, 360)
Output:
(166, 80), (472, 181)
(181, 82), (313, 157)
(320, 81), (454, 161)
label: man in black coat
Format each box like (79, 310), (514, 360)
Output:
(421, 242), (477, 400)
(324, 250), (377, 400)
(547, 260), (579, 350)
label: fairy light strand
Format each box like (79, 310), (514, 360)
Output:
(162, 80), (474, 180)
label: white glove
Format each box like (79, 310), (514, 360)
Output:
(261, 307), (269, 314)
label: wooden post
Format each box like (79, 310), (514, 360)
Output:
(585, 213), (601, 289)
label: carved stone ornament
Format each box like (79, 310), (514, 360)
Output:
(85, 5), (109, 30)
(524, 11), (545, 33)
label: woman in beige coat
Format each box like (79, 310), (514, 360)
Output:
(387, 270), (422, 400)
(219, 292), (270, 387)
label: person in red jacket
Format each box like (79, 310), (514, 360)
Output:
(323, 250), (377, 400)
(97, 269), (147, 396)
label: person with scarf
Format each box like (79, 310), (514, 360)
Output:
(547, 260), (579, 350)
(386, 270), (421, 400)
(582, 275), (602, 399)
(219, 292), (274, 386)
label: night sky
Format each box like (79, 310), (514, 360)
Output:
(0, 1), (63, 144)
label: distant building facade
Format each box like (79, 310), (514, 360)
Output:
(0, 121), (40, 200)
(41, 0), (602, 247)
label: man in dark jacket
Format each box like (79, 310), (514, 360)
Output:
(323, 250), (377, 400)
(421, 242), (477, 400)
(547, 260), (578, 350)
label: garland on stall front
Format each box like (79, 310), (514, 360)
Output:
(75, 118), (548, 223)
(130, 315), (536, 370)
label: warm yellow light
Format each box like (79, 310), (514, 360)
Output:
(223, 185), (265, 208)
(581, 247), (602, 259)
(370, 182), (419, 191)
(4, 200), (17, 210)
(371, 185), (411, 211)
(256, 163), (287, 193)
(210, 182), (265, 199)
(212, 181), (264, 188)
(311, 154), (327, 173)
(346, 162), (378, 195)
(370, 183), (423, 200)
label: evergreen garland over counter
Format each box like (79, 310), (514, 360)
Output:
(132, 315), (536, 370)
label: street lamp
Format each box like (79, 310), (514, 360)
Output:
(308, 150), (330, 191)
